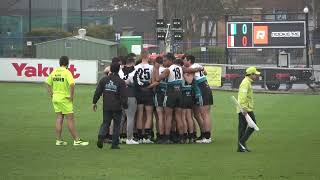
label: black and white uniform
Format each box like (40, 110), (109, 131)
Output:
(118, 66), (137, 140)
(191, 63), (213, 106)
(154, 66), (167, 107)
(134, 63), (154, 106)
(181, 82), (194, 109)
(164, 64), (183, 108)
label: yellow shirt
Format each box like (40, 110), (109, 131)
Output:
(45, 67), (75, 102)
(237, 76), (254, 113)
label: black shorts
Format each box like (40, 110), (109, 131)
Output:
(181, 91), (194, 109)
(164, 85), (183, 108)
(195, 81), (213, 106)
(154, 91), (165, 107)
(164, 92), (182, 108)
(136, 88), (154, 106)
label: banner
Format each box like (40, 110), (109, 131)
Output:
(204, 66), (222, 87)
(0, 58), (98, 84)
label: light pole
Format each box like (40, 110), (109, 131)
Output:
(304, 6), (310, 68)
(29, 0), (31, 32)
(158, 0), (164, 53)
(80, 0), (83, 28)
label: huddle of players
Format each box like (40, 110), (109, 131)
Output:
(106, 51), (213, 144)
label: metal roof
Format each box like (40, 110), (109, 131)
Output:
(35, 35), (118, 46)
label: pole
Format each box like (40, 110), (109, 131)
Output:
(62, 0), (68, 31)
(158, 0), (164, 53)
(28, 0), (31, 32)
(225, 15), (229, 65)
(306, 12), (310, 68)
(263, 69), (267, 90)
(80, 0), (83, 28)
(158, 0), (164, 18)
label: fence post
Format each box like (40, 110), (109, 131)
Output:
(263, 69), (267, 90)
(225, 15), (229, 67)
(305, 11), (310, 68)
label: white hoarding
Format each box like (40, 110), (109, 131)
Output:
(0, 58), (98, 84)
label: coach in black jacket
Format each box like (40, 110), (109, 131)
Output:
(92, 62), (128, 149)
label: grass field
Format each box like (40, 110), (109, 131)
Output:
(0, 82), (320, 180)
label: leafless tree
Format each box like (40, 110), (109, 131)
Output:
(96, 0), (225, 44)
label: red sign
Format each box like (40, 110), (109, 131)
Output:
(253, 26), (268, 45)
(12, 63), (80, 78)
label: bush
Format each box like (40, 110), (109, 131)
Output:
(86, 25), (115, 40)
(185, 46), (225, 64)
(118, 44), (128, 57)
(23, 28), (72, 57)
(26, 28), (72, 43)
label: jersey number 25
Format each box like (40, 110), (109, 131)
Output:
(137, 68), (150, 80)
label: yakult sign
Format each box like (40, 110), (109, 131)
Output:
(0, 58), (98, 84)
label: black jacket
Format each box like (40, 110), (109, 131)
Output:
(92, 73), (128, 111)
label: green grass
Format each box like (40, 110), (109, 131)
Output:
(0, 82), (320, 180)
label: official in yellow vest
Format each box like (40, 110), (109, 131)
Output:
(45, 56), (88, 146)
(237, 66), (260, 152)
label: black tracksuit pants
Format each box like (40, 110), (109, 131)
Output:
(98, 110), (122, 147)
(238, 112), (257, 148)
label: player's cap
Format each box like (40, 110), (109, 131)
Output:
(246, 66), (261, 75)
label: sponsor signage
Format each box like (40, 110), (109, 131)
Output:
(204, 66), (222, 87)
(0, 58), (98, 84)
(227, 21), (306, 48)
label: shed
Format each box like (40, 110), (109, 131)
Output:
(35, 36), (118, 60)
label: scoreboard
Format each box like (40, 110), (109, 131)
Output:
(227, 21), (306, 48)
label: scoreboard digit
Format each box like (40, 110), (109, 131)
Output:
(241, 24), (248, 46)
(227, 22), (253, 48)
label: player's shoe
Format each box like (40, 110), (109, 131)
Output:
(196, 136), (204, 141)
(56, 140), (68, 146)
(73, 139), (89, 146)
(196, 138), (206, 144)
(239, 142), (251, 152)
(196, 137), (212, 144)
(188, 138), (195, 144)
(126, 139), (139, 145)
(138, 139), (143, 144)
(204, 138), (212, 144)
(97, 139), (103, 149)
(120, 138), (127, 144)
(237, 148), (246, 152)
(143, 138), (154, 144)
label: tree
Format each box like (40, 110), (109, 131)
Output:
(162, 0), (224, 45)
(95, 0), (225, 45)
